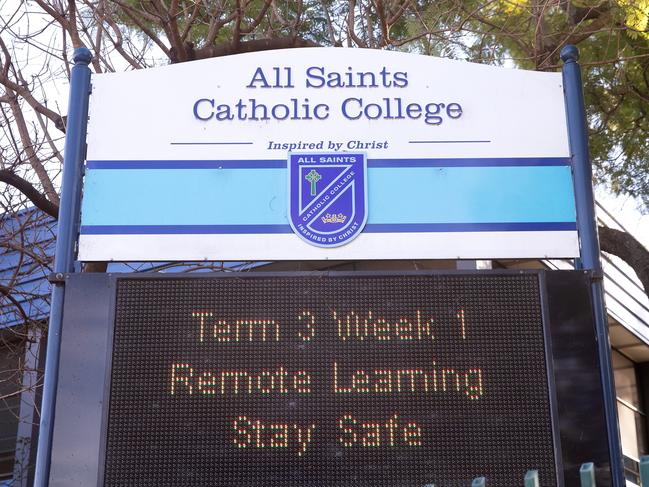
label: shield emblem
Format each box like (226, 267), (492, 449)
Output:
(288, 153), (368, 247)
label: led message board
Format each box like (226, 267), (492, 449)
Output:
(102, 273), (558, 486)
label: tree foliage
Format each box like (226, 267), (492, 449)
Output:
(0, 0), (647, 298)
(373, 0), (649, 210)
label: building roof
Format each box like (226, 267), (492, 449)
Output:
(0, 208), (261, 329)
(0, 209), (55, 328)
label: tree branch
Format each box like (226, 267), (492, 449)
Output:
(0, 37), (66, 132)
(4, 92), (60, 205)
(191, 37), (319, 60)
(0, 284), (29, 326)
(111, 1), (172, 58)
(0, 170), (59, 218)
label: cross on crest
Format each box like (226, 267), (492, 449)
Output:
(305, 169), (322, 196)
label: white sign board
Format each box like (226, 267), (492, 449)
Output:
(79, 48), (577, 261)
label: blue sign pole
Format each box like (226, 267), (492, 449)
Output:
(561, 44), (624, 486)
(33, 47), (92, 487)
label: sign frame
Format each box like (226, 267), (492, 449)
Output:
(77, 47), (579, 262)
(35, 45), (624, 487)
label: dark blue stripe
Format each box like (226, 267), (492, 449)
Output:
(363, 222), (577, 232)
(80, 222), (576, 235)
(86, 160), (285, 169)
(85, 157), (571, 170)
(368, 157), (570, 167)
(170, 142), (253, 145)
(409, 140), (491, 144)
(80, 224), (292, 234)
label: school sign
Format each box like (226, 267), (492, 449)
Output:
(35, 47), (626, 487)
(79, 48), (578, 261)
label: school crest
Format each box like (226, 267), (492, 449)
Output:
(288, 153), (368, 247)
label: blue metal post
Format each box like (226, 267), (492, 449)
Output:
(561, 45), (624, 486)
(33, 47), (92, 487)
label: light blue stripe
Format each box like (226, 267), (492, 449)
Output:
(81, 166), (576, 226)
(82, 169), (285, 225)
(370, 166), (576, 223)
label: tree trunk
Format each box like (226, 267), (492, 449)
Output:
(598, 225), (649, 294)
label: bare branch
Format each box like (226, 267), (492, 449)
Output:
(0, 37), (66, 132)
(0, 170), (59, 218)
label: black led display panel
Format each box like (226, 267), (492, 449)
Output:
(104, 274), (558, 486)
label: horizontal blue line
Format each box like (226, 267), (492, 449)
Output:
(86, 157), (570, 170)
(369, 157), (569, 167)
(80, 222), (576, 235)
(409, 140), (491, 144)
(170, 142), (253, 145)
(364, 222), (577, 232)
(86, 160), (285, 169)
(80, 225), (292, 234)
